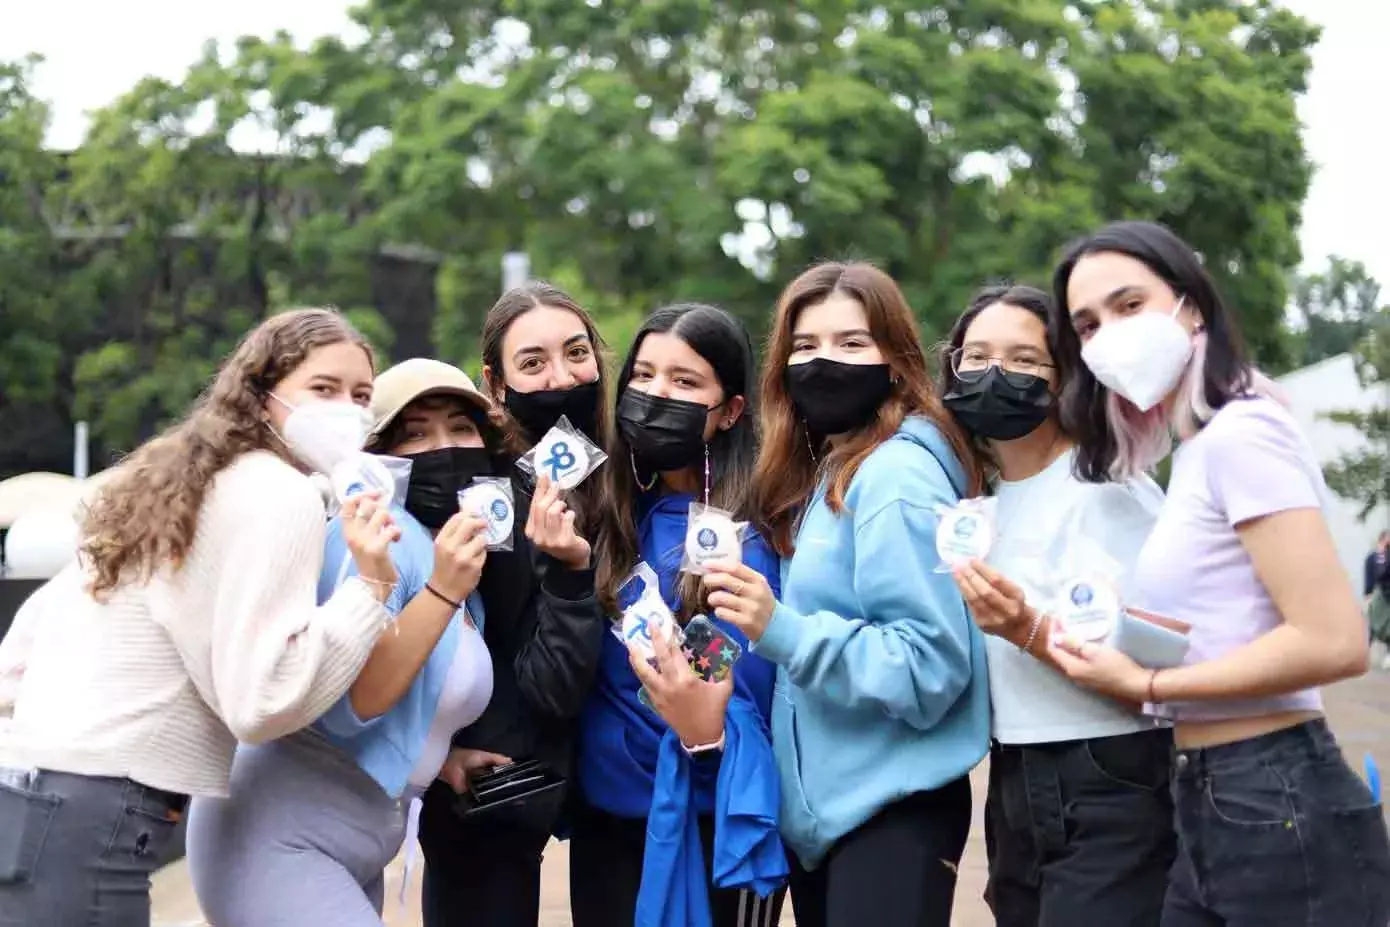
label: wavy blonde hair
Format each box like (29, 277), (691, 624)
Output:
(79, 308), (374, 598)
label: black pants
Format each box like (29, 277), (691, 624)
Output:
(789, 776), (972, 927)
(1163, 719), (1390, 926)
(416, 781), (551, 927)
(568, 801), (787, 927)
(984, 729), (1175, 927)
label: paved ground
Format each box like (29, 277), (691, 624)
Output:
(151, 667), (1390, 927)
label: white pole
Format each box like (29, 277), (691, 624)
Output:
(74, 421), (89, 480)
(502, 252), (530, 295)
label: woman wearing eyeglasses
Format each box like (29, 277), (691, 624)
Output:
(942, 285), (1175, 927)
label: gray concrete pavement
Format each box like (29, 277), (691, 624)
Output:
(151, 670), (1390, 926)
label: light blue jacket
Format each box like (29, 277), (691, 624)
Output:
(314, 504), (485, 800)
(753, 417), (990, 868)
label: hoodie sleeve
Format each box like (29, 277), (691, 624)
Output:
(753, 440), (975, 731)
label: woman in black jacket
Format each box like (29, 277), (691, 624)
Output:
(417, 282), (610, 927)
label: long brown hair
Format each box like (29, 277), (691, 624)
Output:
(79, 309), (374, 598)
(754, 262), (981, 557)
(480, 280), (611, 522)
(594, 303), (759, 620)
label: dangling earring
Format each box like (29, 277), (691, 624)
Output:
(803, 421), (819, 466)
(702, 443), (712, 506)
(630, 450), (657, 491)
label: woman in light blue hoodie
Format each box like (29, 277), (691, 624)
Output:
(704, 262), (990, 927)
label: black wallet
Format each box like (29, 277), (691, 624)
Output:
(454, 759), (567, 822)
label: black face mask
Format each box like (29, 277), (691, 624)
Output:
(786, 358), (893, 436)
(504, 380), (602, 442)
(942, 366), (1052, 441)
(402, 446), (494, 530)
(617, 388), (711, 473)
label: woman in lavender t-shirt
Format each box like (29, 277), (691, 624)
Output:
(1041, 220), (1390, 925)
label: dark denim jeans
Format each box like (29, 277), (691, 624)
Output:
(1164, 719), (1390, 927)
(985, 728), (1176, 927)
(0, 769), (185, 927)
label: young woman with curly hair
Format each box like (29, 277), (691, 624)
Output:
(0, 308), (400, 927)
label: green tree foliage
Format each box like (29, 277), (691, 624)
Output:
(1323, 311), (1390, 520)
(0, 0), (1321, 475)
(1286, 256), (1384, 371)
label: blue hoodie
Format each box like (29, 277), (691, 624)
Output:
(578, 492), (789, 926)
(313, 504), (486, 800)
(752, 417), (990, 869)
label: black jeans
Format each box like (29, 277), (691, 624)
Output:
(417, 780), (551, 927)
(790, 776), (972, 927)
(0, 770), (185, 927)
(568, 800), (788, 927)
(1163, 719), (1390, 926)
(984, 729), (1175, 927)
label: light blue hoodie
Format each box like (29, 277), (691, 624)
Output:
(752, 416), (990, 868)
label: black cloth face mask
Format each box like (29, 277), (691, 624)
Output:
(402, 446), (494, 530)
(504, 380), (602, 442)
(942, 366), (1052, 441)
(786, 358), (893, 436)
(616, 387), (711, 473)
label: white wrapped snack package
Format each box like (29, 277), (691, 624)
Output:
(613, 561), (682, 662)
(331, 453), (399, 507)
(934, 497), (996, 572)
(516, 414), (608, 491)
(681, 502), (745, 575)
(1049, 538), (1190, 669)
(377, 455), (414, 506)
(1053, 574), (1123, 642)
(457, 477), (516, 552)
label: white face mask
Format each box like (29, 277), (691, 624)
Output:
(1080, 297), (1193, 412)
(269, 393), (373, 474)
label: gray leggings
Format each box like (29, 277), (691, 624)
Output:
(186, 729), (409, 927)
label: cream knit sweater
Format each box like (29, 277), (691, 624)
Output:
(0, 450), (390, 797)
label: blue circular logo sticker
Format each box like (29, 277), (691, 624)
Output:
(490, 498), (509, 521)
(696, 527), (718, 550)
(953, 516), (978, 539)
(345, 482), (365, 497)
(1070, 583), (1094, 607)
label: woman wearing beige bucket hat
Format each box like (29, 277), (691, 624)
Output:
(185, 357), (602, 927)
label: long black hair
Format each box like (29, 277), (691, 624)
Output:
(935, 283), (1070, 473)
(594, 303), (759, 618)
(1052, 220), (1258, 482)
(936, 283), (1071, 396)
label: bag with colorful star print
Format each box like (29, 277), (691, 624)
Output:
(678, 615), (743, 683)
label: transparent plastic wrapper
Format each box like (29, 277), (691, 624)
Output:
(1050, 537), (1190, 668)
(613, 561), (683, 662)
(457, 477), (516, 552)
(933, 497), (997, 573)
(516, 415), (608, 491)
(680, 502), (746, 575)
(328, 453), (413, 513)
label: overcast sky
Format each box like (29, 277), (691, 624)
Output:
(2, 0), (1385, 291)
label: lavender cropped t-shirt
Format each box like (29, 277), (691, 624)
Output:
(1135, 397), (1329, 722)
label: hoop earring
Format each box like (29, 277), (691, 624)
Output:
(630, 451), (657, 491)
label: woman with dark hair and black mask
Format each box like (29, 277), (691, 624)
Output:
(571, 303), (789, 927)
(415, 282), (609, 927)
(977, 220), (1388, 925)
(942, 284), (1175, 927)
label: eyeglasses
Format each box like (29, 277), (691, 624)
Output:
(949, 347), (1054, 388)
